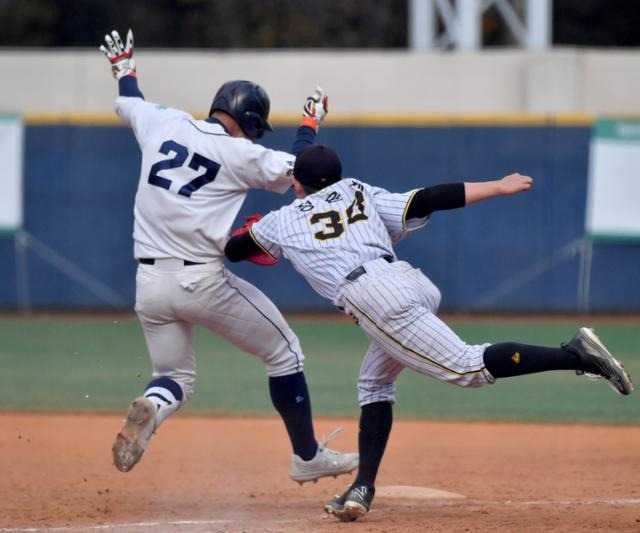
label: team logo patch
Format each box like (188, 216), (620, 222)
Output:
(511, 352), (521, 364)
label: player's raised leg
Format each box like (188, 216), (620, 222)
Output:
(113, 315), (194, 473)
(484, 326), (633, 395)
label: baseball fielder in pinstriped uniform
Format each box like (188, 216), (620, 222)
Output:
(100, 30), (358, 482)
(225, 144), (633, 521)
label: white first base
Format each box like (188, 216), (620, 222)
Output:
(376, 485), (466, 506)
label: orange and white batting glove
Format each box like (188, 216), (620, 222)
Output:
(300, 86), (328, 133)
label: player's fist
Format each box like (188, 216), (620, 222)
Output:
(499, 173), (533, 195)
(99, 29), (136, 80)
(300, 86), (328, 133)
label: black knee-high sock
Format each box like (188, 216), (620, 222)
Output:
(483, 342), (581, 378)
(269, 372), (317, 460)
(353, 401), (393, 488)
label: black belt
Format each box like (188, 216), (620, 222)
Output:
(345, 255), (394, 282)
(139, 258), (204, 266)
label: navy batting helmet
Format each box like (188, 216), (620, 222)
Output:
(209, 80), (273, 140)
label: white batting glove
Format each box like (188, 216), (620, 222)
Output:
(99, 29), (136, 80)
(300, 86), (328, 132)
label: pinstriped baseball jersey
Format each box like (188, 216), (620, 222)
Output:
(250, 177), (493, 403)
(116, 96), (295, 262)
(250, 178), (428, 304)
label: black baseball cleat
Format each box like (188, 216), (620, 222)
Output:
(563, 327), (634, 396)
(324, 484), (375, 522)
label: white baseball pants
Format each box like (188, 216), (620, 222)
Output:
(135, 258), (304, 400)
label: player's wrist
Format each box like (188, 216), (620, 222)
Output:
(300, 116), (319, 133)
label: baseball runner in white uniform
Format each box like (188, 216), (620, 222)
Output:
(100, 30), (358, 482)
(225, 144), (633, 521)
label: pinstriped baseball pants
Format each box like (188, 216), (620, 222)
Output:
(336, 258), (494, 406)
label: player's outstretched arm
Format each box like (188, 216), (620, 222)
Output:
(99, 29), (144, 99)
(464, 173), (533, 206)
(404, 173), (533, 220)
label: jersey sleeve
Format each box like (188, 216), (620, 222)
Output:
(248, 211), (283, 259)
(238, 142), (295, 194)
(365, 182), (430, 242)
(114, 97), (193, 148)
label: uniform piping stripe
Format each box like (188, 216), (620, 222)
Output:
(346, 298), (486, 378)
(249, 227), (277, 259)
(187, 120), (229, 137)
(402, 189), (421, 231)
(224, 278), (302, 371)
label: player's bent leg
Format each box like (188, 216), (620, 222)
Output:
(113, 314), (195, 473)
(209, 270), (304, 375)
(481, 328), (633, 395)
(347, 290), (493, 388)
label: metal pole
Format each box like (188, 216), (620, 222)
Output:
(409, 0), (435, 50)
(526, 0), (552, 49)
(457, 0), (482, 50)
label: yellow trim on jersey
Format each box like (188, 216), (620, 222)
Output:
(248, 226), (277, 259)
(24, 111), (598, 126)
(402, 189), (421, 232)
(346, 298), (487, 378)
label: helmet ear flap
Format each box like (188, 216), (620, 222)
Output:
(242, 110), (273, 139)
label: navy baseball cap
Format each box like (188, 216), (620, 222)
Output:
(293, 144), (342, 189)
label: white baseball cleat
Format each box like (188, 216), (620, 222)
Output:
(290, 427), (359, 484)
(112, 396), (157, 472)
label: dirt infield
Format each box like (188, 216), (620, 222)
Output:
(2, 413), (640, 532)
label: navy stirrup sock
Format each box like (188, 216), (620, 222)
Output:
(269, 372), (318, 461)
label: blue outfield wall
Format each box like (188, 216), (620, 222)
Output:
(1, 122), (639, 312)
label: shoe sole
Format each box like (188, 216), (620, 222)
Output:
(112, 397), (155, 472)
(342, 501), (369, 521)
(324, 502), (366, 522)
(291, 466), (357, 484)
(580, 327), (634, 396)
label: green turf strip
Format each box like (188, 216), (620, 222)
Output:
(0, 316), (637, 424)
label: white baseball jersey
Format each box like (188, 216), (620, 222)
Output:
(250, 178), (493, 405)
(251, 178), (428, 305)
(116, 96), (295, 262)
(116, 95), (307, 410)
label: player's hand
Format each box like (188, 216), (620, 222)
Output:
(99, 29), (136, 80)
(300, 86), (328, 132)
(498, 173), (533, 195)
